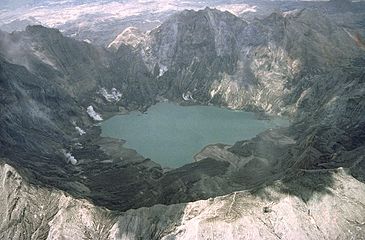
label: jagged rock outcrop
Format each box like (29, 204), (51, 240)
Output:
(138, 8), (365, 179)
(0, 40), (163, 211)
(112, 167), (365, 240)
(108, 27), (145, 50)
(1, 159), (365, 239)
(0, 25), (157, 110)
(140, 8), (360, 114)
(0, 160), (116, 240)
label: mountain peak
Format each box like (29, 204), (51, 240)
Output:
(108, 27), (145, 50)
(25, 25), (62, 39)
(145, 7), (247, 68)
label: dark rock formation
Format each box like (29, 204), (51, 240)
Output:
(139, 8), (359, 115)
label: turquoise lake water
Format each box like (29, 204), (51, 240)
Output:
(101, 102), (289, 168)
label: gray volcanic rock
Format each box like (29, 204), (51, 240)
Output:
(112, 168), (365, 240)
(140, 8), (360, 114)
(0, 160), (116, 240)
(1, 159), (365, 239)
(0, 25), (157, 110)
(0, 56), (79, 157)
(108, 27), (146, 50)
(0, 42), (162, 211)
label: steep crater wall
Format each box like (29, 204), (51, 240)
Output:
(0, 8), (364, 215)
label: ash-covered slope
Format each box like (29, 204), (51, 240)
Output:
(0, 27), (165, 211)
(0, 54), (167, 212)
(138, 8), (365, 182)
(1, 159), (365, 239)
(140, 8), (359, 114)
(0, 25), (157, 110)
(0, 7), (364, 240)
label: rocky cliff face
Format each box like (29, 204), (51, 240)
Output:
(0, 29), (163, 212)
(1, 159), (365, 240)
(0, 25), (157, 109)
(0, 6), (364, 240)
(140, 8), (359, 114)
